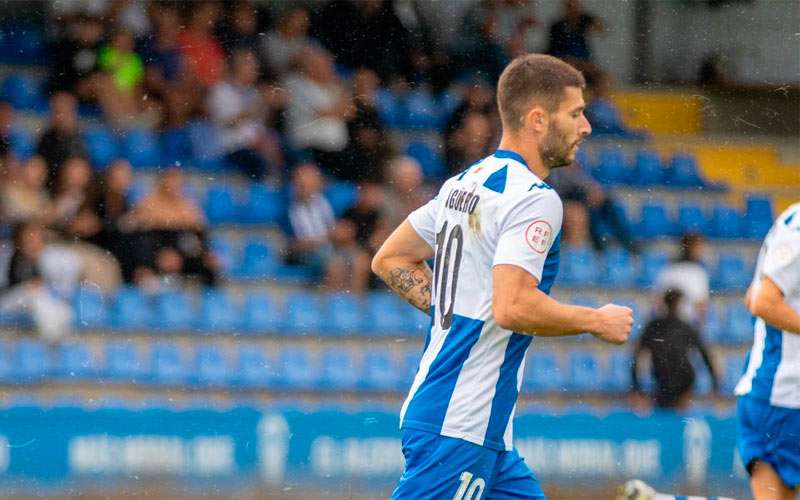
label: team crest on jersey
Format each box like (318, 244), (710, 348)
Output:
(525, 220), (553, 254)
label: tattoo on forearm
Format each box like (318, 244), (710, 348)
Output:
(382, 264), (432, 315)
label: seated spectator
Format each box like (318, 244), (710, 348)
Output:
(585, 71), (647, 139)
(632, 289), (719, 411)
(324, 218), (371, 295)
(382, 156), (432, 230)
(655, 232), (710, 330)
(446, 77), (496, 138)
(261, 7), (313, 74)
(51, 156), (93, 232)
(0, 222), (78, 342)
(452, 0), (508, 83)
(128, 167), (219, 287)
(36, 92), (86, 192)
(548, 161), (639, 253)
(0, 156), (51, 225)
(48, 14), (105, 95)
(207, 49), (283, 180)
(342, 182), (388, 255)
(96, 28), (149, 126)
(286, 162), (335, 273)
(560, 200), (593, 248)
(138, 2), (184, 94)
(0, 101), (14, 150)
(217, 0), (261, 54)
(177, 1), (225, 88)
(285, 47), (353, 175)
(445, 112), (494, 175)
(546, 0), (604, 72)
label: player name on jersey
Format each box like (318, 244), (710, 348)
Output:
(445, 186), (481, 214)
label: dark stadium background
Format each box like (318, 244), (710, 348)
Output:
(0, 0), (797, 498)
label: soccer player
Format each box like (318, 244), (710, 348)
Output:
(734, 201), (800, 500)
(372, 54), (634, 499)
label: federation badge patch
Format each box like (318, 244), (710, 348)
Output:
(525, 220), (553, 254)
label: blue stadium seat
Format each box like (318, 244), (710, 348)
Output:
(0, 341), (13, 383)
(401, 307), (432, 336)
(83, 126), (119, 169)
(691, 351), (713, 395)
(637, 201), (674, 238)
(55, 341), (98, 381)
(277, 348), (319, 390)
(574, 147), (592, 171)
(567, 350), (604, 392)
(74, 285), (107, 329)
(637, 249), (670, 288)
(197, 289), (241, 333)
(281, 292), (323, 335)
(723, 302), (754, 344)
(676, 202), (707, 235)
(123, 128), (161, 168)
(104, 341), (147, 382)
(666, 153), (704, 188)
(743, 194), (773, 239)
(235, 345), (274, 388)
(322, 293), (364, 336)
(150, 342), (189, 386)
(208, 236), (235, 277)
(110, 286), (151, 330)
(365, 293), (407, 335)
(606, 350), (632, 392)
(204, 185), (238, 225)
(324, 181), (359, 216)
(235, 237), (279, 279)
(703, 301), (724, 343)
(9, 126), (35, 159)
(194, 344), (231, 387)
(599, 248), (635, 288)
(374, 88), (403, 128)
(361, 349), (401, 392)
(722, 352), (746, 394)
(708, 204), (742, 239)
(320, 348), (360, 390)
(151, 291), (194, 331)
(403, 89), (442, 130)
(524, 349), (562, 393)
(160, 126), (193, 167)
(632, 149), (663, 186)
(1, 74), (42, 110)
(15, 339), (49, 382)
(400, 349), (422, 387)
(242, 291), (278, 333)
(713, 253), (749, 292)
(406, 141), (445, 179)
(593, 146), (628, 184)
(187, 120), (224, 170)
(127, 180), (151, 206)
(558, 246), (598, 287)
(240, 183), (284, 224)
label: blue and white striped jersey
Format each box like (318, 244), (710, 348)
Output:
(402, 149), (563, 451)
(735, 202), (800, 409)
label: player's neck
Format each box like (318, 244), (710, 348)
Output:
(497, 135), (550, 180)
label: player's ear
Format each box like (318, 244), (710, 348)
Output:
(524, 105), (548, 133)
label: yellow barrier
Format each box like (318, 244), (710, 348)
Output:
(610, 91), (702, 135)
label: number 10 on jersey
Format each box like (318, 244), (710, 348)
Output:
(434, 221), (464, 330)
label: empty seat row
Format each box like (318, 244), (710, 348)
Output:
(586, 147), (712, 189)
(74, 287), (431, 336)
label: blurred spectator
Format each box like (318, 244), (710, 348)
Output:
(36, 92), (85, 192)
(446, 77), (496, 138)
(0, 222), (78, 342)
(342, 183), (388, 255)
(454, 0), (509, 83)
(216, 1), (261, 54)
(138, 2), (184, 90)
(0, 101), (13, 149)
(48, 14), (105, 95)
(128, 167), (219, 287)
(548, 162), (639, 253)
(177, 1), (225, 88)
(51, 156), (92, 231)
(324, 218), (371, 295)
(632, 289), (719, 411)
(96, 28), (147, 125)
(546, 0), (604, 70)
(285, 47), (353, 174)
(108, 0), (150, 38)
(0, 156), (51, 225)
(655, 232), (710, 329)
(446, 112), (494, 175)
(382, 156), (431, 230)
(286, 163), (335, 273)
(585, 72), (647, 139)
(311, 0), (411, 80)
(207, 49), (283, 180)
(261, 7), (313, 74)
(560, 200), (593, 248)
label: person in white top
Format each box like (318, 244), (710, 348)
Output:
(655, 232), (710, 328)
(372, 53), (633, 500)
(734, 201), (800, 500)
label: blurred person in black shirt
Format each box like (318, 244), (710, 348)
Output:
(546, 0), (604, 71)
(632, 289), (719, 410)
(36, 92), (85, 192)
(48, 14), (105, 96)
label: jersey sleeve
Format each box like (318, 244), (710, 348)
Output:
(762, 231), (800, 295)
(492, 190), (563, 282)
(407, 195), (440, 248)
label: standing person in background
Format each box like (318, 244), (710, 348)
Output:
(655, 232), (710, 330)
(546, 0), (604, 72)
(735, 202), (800, 500)
(36, 92), (85, 192)
(631, 289), (719, 411)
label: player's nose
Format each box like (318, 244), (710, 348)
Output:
(579, 114), (592, 137)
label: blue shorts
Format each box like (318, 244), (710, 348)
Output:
(737, 396), (800, 489)
(392, 429), (546, 500)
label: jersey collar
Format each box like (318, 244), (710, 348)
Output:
(493, 149), (528, 168)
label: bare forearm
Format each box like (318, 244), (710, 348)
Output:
(753, 300), (800, 334)
(501, 293), (599, 337)
(376, 260), (432, 315)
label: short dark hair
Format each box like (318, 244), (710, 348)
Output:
(496, 54), (585, 132)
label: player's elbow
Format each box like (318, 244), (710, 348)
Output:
(371, 252), (386, 276)
(493, 295), (523, 331)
